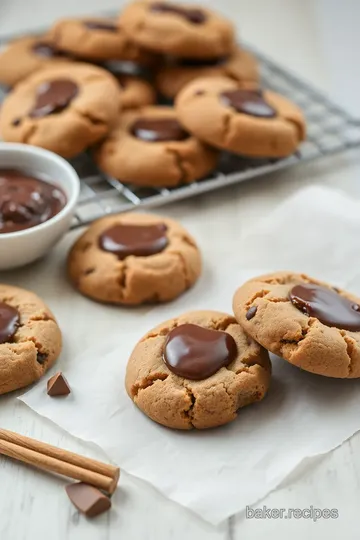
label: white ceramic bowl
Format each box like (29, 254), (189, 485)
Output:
(0, 143), (80, 270)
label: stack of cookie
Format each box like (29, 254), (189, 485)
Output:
(0, 1), (306, 187)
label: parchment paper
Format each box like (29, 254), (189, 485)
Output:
(21, 186), (360, 524)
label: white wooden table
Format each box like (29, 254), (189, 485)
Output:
(1, 2), (360, 539)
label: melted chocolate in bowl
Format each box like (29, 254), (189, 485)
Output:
(99, 222), (168, 259)
(150, 2), (206, 24)
(131, 117), (189, 142)
(289, 283), (360, 331)
(0, 169), (67, 234)
(163, 323), (237, 380)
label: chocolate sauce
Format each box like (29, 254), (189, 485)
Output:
(29, 79), (78, 118)
(163, 324), (237, 380)
(0, 169), (67, 234)
(150, 2), (206, 24)
(289, 284), (360, 331)
(131, 118), (189, 142)
(99, 222), (168, 259)
(0, 302), (20, 344)
(84, 20), (118, 32)
(220, 89), (276, 118)
(32, 42), (69, 58)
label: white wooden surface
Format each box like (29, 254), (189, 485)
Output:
(1, 1), (360, 539)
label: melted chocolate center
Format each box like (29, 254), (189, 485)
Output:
(176, 56), (227, 68)
(220, 89), (277, 118)
(0, 302), (20, 344)
(0, 169), (67, 234)
(32, 42), (68, 58)
(163, 324), (237, 380)
(289, 284), (360, 331)
(150, 2), (206, 24)
(84, 20), (118, 32)
(131, 117), (189, 142)
(29, 79), (78, 118)
(99, 222), (168, 259)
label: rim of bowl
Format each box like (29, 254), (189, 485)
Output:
(0, 143), (80, 239)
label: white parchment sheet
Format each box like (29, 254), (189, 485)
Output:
(21, 186), (360, 524)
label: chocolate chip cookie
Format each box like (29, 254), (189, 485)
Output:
(0, 63), (121, 158)
(233, 272), (360, 378)
(176, 77), (306, 157)
(126, 310), (271, 429)
(115, 74), (156, 110)
(95, 105), (218, 187)
(0, 36), (72, 88)
(48, 17), (156, 64)
(68, 213), (202, 305)
(0, 284), (62, 394)
(156, 47), (259, 99)
(119, 1), (235, 58)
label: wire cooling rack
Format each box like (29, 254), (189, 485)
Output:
(1, 38), (360, 229)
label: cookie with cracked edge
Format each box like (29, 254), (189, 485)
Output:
(0, 63), (121, 158)
(94, 105), (218, 187)
(67, 212), (202, 305)
(0, 284), (62, 395)
(47, 17), (157, 65)
(175, 76), (306, 158)
(232, 271), (360, 378)
(126, 310), (271, 429)
(156, 47), (259, 100)
(119, 1), (235, 59)
(0, 36), (74, 88)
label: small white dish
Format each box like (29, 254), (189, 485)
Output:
(0, 143), (80, 270)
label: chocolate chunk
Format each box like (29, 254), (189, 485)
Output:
(289, 283), (360, 331)
(47, 372), (71, 396)
(0, 302), (20, 344)
(0, 169), (67, 234)
(36, 352), (48, 365)
(177, 56), (227, 67)
(246, 306), (257, 320)
(65, 483), (111, 518)
(99, 223), (168, 259)
(163, 323), (237, 380)
(150, 2), (206, 24)
(131, 117), (189, 142)
(29, 79), (78, 118)
(84, 20), (118, 32)
(220, 89), (277, 118)
(12, 118), (22, 126)
(32, 42), (68, 58)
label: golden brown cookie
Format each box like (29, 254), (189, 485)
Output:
(95, 105), (218, 187)
(156, 47), (259, 99)
(126, 310), (271, 429)
(115, 74), (156, 110)
(48, 17), (156, 65)
(0, 36), (73, 88)
(176, 77), (306, 158)
(233, 272), (360, 379)
(68, 213), (202, 305)
(0, 63), (121, 158)
(119, 1), (235, 58)
(0, 284), (62, 394)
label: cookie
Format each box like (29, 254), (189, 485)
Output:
(119, 1), (235, 59)
(0, 63), (121, 158)
(232, 272), (360, 379)
(115, 74), (156, 110)
(126, 310), (271, 429)
(68, 213), (202, 305)
(95, 105), (218, 187)
(156, 47), (259, 99)
(176, 77), (306, 158)
(0, 36), (73, 88)
(0, 284), (62, 394)
(48, 17), (156, 64)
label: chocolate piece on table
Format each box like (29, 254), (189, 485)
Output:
(66, 482), (111, 518)
(47, 372), (71, 397)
